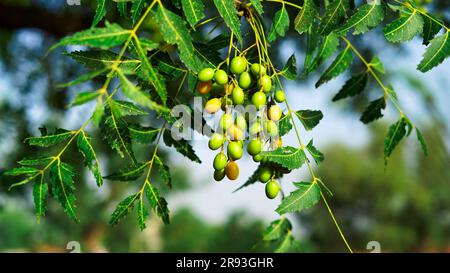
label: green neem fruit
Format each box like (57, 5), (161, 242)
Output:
(274, 90), (286, 103)
(225, 161), (239, 180)
(213, 152), (228, 171)
(253, 154), (262, 162)
(220, 113), (234, 131)
(266, 120), (279, 137)
(265, 180), (280, 199)
(214, 169), (226, 181)
(250, 63), (266, 77)
(208, 133), (225, 150)
(251, 92), (267, 108)
(239, 72), (252, 89)
(247, 138), (262, 156)
(227, 141), (243, 160)
(249, 121), (262, 135)
(260, 75), (272, 92)
(230, 56), (247, 75)
(198, 68), (215, 82)
(235, 114), (247, 131)
(231, 86), (245, 105)
(214, 69), (228, 85)
(259, 167), (272, 183)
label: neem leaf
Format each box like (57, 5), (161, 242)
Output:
(276, 181), (321, 215)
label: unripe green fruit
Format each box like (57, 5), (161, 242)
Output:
(259, 167), (272, 183)
(213, 152), (228, 171)
(208, 133), (225, 150)
(227, 141), (243, 160)
(274, 90), (286, 103)
(247, 138), (262, 156)
(251, 92), (267, 108)
(253, 154), (262, 162)
(250, 63), (266, 77)
(266, 120), (279, 138)
(265, 180), (280, 199)
(225, 161), (239, 180)
(230, 56), (247, 75)
(214, 69), (228, 85)
(239, 72), (252, 89)
(214, 169), (226, 181)
(220, 113), (234, 131)
(231, 86), (245, 105)
(249, 121), (262, 135)
(198, 68), (215, 82)
(260, 75), (272, 92)
(268, 105), (282, 122)
(236, 114), (247, 131)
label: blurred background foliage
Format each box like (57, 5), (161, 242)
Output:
(0, 0), (449, 252)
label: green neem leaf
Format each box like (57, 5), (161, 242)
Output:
(332, 72), (368, 101)
(60, 68), (108, 88)
(337, 2), (384, 35)
(50, 23), (131, 51)
(110, 100), (147, 117)
(129, 125), (160, 144)
(295, 110), (323, 131)
(294, 0), (318, 34)
(316, 46), (353, 87)
(279, 114), (293, 137)
(281, 54), (297, 80)
(233, 166), (262, 192)
(50, 161), (78, 222)
(250, 0), (264, 15)
(415, 127), (428, 156)
(4, 166), (39, 176)
(155, 156), (172, 189)
(213, 0), (243, 45)
(303, 28), (321, 76)
(157, 58), (186, 79)
(145, 183), (170, 224)
(383, 10), (424, 43)
(117, 1), (128, 17)
(26, 129), (74, 147)
(131, 0), (149, 24)
(304, 32), (340, 76)
(109, 193), (139, 226)
(104, 162), (149, 181)
(77, 131), (103, 187)
(268, 7), (290, 42)
(260, 146), (307, 170)
(421, 14), (442, 45)
(181, 0), (206, 29)
(306, 140), (324, 165)
(263, 218), (292, 241)
(318, 0), (350, 35)
(417, 32), (450, 73)
(93, 0), (111, 27)
(155, 5), (209, 72)
(137, 193), (149, 230)
(18, 156), (53, 166)
(33, 174), (48, 223)
(384, 117), (409, 165)
(275, 233), (300, 253)
(100, 110), (134, 160)
(65, 50), (140, 72)
(369, 55), (385, 74)
(163, 131), (201, 163)
(276, 181), (321, 215)
(360, 97), (386, 124)
(70, 91), (102, 107)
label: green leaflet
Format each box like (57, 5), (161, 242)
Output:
(384, 117), (410, 165)
(303, 28), (321, 76)
(306, 140), (324, 165)
(280, 54), (297, 80)
(18, 156), (53, 166)
(163, 131), (201, 163)
(131, 0), (149, 24)
(294, 0), (318, 34)
(129, 125), (160, 144)
(155, 156), (172, 189)
(316, 46), (353, 87)
(415, 127), (428, 156)
(50, 23), (131, 51)
(155, 6), (208, 73)
(260, 146), (307, 170)
(278, 114), (293, 137)
(137, 193), (149, 230)
(104, 162), (149, 181)
(369, 55), (385, 74)
(93, 0), (110, 27)
(332, 72), (368, 101)
(26, 129), (74, 147)
(50, 161), (78, 222)
(60, 69), (108, 88)
(337, 2), (384, 35)
(70, 91), (102, 107)
(305, 33), (340, 76)
(4, 166), (39, 176)
(417, 32), (450, 72)
(294, 110), (323, 131)
(77, 131), (103, 187)
(65, 50), (140, 72)
(268, 7), (290, 42)
(276, 181), (321, 215)
(109, 193), (139, 226)
(100, 108), (135, 160)
(250, 0), (264, 15)
(421, 14), (442, 45)
(263, 218), (292, 241)
(233, 165), (264, 192)
(145, 183), (170, 224)
(360, 97), (386, 124)
(213, 0), (243, 45)
(110, 100), (147, 117)
(33, 174), (48, 223)
(117, 0), (128, 17)
(274, 233), (300, 253)
(383, 10), (424, 43)
(319, 0), (350, 35)
(181, 0), (206, 29)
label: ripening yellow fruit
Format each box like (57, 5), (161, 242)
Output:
(225, 161), (239, 180)
(227, 124), (244, 141)
(205, 98), (222, 114)
(268, 105), (282, 121)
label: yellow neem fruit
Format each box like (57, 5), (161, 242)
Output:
(227, 124), (244, 141)
(205, 98), (222, 114)
(268, 105), (282, 121)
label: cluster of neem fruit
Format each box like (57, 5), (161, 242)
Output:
(196, 55), (288, 199)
